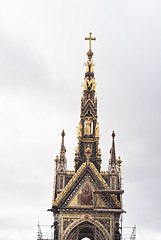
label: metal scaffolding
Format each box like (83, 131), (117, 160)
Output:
(37, 223), (54, 240)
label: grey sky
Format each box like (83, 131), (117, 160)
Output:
(0, 0), (161, 239)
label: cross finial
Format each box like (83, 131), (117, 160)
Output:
(85, 32), (96, 52)
(85, 32), (96, 60)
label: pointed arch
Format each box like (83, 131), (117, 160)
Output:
(63, 216), (109, 240)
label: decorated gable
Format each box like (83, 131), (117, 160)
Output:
(61, 165), (107, 208)
(53, 161), (121, 209)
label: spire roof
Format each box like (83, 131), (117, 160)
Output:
(110, 130), (116, 164)
(60, 129), (66, 159)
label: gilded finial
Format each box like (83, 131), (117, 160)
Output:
(55, 155), (59, 170)
(117, 156), (122, 166)
(117, 156), (122, 189)
(85, 32), (96, 60)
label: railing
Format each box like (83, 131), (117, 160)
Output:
(37, 224), (54, 240)
(122, 226), (136, 240)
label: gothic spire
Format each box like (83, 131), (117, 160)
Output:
(74, 33), (102, 172)
(110, 131), (116, 164)
(58, 129), (66, 173)
(60, 129), (66, 159)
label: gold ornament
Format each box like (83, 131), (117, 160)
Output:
(90, 78), (96, 90)
(85, 118), (91, 135)
(95, 122), (99, 137)
(75, 147), (79, 155)
(77, 121), (82, 137)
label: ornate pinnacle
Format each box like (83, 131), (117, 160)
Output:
(111, 131), (116, 164)
(117, 156), (122, 167)
(117, 156), (122, 189)
(55, 155), (59, 171)
(60, 129), (66, 158)
(85, 32), (96, 60)
(61, 129), (65, 147)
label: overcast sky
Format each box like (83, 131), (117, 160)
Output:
(0, 0), (161, 240)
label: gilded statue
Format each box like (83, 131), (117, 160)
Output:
(95, 122), (99, 137)
(85, 118), (91, 135)
(77, 121), (82, 137)
(75, 147), (79, 155)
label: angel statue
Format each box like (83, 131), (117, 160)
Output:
(77, 121), (82, 137)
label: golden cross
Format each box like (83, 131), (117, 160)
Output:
(85, 32), (96, 51)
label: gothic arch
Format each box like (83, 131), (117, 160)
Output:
(63, 216), (109, 240)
